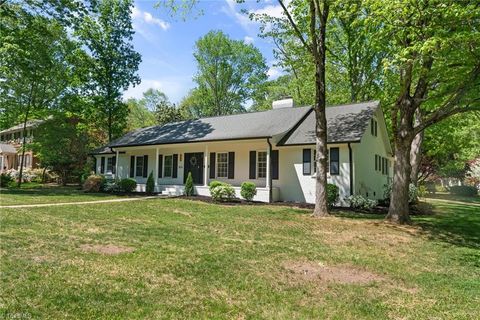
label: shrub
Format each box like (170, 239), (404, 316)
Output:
(185, 172), (194, 196)
(0, 173), (13, 188)
(383, 182), (418, 204)
(449, 185), (478, 197)
(146, 171), (155, 194)
(83, 175), (105, 192)
(417, 185), (427, 198)
(327, 184), (339, 208)
(211, 184), (236, 202)
(118, 178), (137, 193)
(103, 179), (120, 193)
(347, 195), (377, 210)
(209, 180), (226, 191)
(240, 182), (257, 201)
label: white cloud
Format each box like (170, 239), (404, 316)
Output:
(221, 0), (255, 32)
(267, 66), (283, 79)
(132, 6), (170, 31)
(123, 77), (193, 104)
(244, 36), (254, 44)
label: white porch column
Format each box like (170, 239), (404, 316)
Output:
(266, 146), (271, 189)
(204, 145), (208, 186)
(155, 147), (159, 188)
(115, 150), (119, 179)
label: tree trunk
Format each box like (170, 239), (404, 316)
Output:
(17, 110), (30, 187)
(314, 108), (329, 216)
(410, 109), (423, 186)
(386, 138), (413, 224)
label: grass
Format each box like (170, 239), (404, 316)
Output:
(0, 184), (123, 206)
(424, 192), (480, 204)
(0, 192), (479, 319)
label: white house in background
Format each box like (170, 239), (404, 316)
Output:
(91, 99), (393, 205)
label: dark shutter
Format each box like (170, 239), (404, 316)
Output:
(249, 151), (256, 179)
(209, 152), (216, 179)
(228, 152), (235, 179)
(330, 147), (340, 175)
(112, 156), (116, 174)
(130, 156), (135, 177)
(93, 157), (97, 174)
(100, 156), (105, 174)
(303, 149), (311, 175)
(375, 155), (378, 171)
(158, 155), (163, 178)
(375, 121), (378, 136)
(371, 119), (374, 135)
(172, 154), (178, 178)
(143, 155), (148, 178)
(271, 150), (279, 180)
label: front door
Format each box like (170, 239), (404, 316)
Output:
(184, 152), (204, 185)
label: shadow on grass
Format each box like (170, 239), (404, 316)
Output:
(0, 184), (112, 199)
(425, 193), (480, 204)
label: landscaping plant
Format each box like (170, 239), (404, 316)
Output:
(82, 175), (105, 192)
(119, 178), (137, 193)
(210, 184), (236, 202)
(146, 172), (155, 194)
(240, 182), (256, 201)
(326, 184), (339, 208)
(185, 172), (194, 196)
(347, 195), (378, 211)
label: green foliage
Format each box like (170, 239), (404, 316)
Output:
(125, 98), (156, 131)
(209, 180), (227, 191)
(383, 183), (418, 205)
(83, 175), (106, 192)
(326, 184), (339, 208)
(182, 30), (268, 117)
(449, 186), (478, 197)
(0, 173), (14, 188)
(118, 178), (137, 193)
(184, 172), (194, 196)
(240, 182), (257, 201)
(210, 184), (236, 202)
(347, 195), (377, 210)
(146, 172), (155, 194)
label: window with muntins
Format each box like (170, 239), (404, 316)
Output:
(135, 156), (144, 177)
(164, 155), (173, 177)
(257, 151), (267, 178)
(217, 153), (228, 178)
(106, 157), (113, 173)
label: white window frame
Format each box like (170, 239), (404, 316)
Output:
(216, 152), (229, 178)
(163, 154), (173, 178)
(106, 156), (114, 173)
(135, 156), (144, 177)
(257, 151), (267, 179)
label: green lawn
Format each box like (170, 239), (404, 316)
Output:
(0, 193), (479, 319)
(0, 184), (123, 206)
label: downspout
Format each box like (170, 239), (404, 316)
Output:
(348, 143), (354, 196)
(267, 138), (273, 203)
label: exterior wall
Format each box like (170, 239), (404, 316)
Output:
(275, 144), (351, 205)
(352, 108), (393, 200)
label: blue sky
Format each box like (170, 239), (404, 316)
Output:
(124, 0), (285, 104)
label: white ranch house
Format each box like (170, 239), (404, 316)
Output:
(92, 99), (393, 205)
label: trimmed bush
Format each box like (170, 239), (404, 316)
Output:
(119, 178), (137, 193)
(209, 180), (226, 191)
(211, 184), (236, 202)
(185, 172), (194, 196)
(146, 172), (155, 194)
(240, 182), (257, 201)
(327, 183), (339, 208)
(449, 185), (478, 197)
(0, 173), (13, 188)
(83, 175), (105, 192)
(347, 195), (377, 210)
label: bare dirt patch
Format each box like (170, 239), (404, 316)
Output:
(283, 261), (385, 285)
(80, 244), (134, 255)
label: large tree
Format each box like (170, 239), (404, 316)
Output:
(365, 0), (480, 223)
(183, 30), (268, 117)
(77, 0), (141, 142)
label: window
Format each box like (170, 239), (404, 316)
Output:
(371, 119), (378, 136)
(329, 148), (339, 175)
(164, 155), (173, 177)
(312, 149), (329, 173)
(106, 157), (114, 173)
(135, 156), (144, 177)
(257, 151), (267, 178)
(217, 153), (228, 178)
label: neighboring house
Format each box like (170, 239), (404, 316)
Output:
(91, 99), (393, 205)
(0, 119), (44, 172)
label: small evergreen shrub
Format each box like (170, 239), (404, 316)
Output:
(185, 172), (194, 196)
(383, 182), (418, 204)
(146, 172), (155, 194)
(83, 175), (105, 192)
(211, 184), (236, 202)
(449, 185), (478, 197)
(327, 183), (339, 208)
(103, 179), (120, 193)
(119, 178), (137, 193)
(347, 195), (377, 210)
(240, 182), (257, 201)
(0, 173), (13, 188)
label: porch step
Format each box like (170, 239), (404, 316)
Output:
(160, 187), (183, 196)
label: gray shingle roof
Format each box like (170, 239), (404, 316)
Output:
(279, 101), (379, 145)
(90, 145), (115, 155)
(0, 119), (45, 134)
(0, 143), (17, 154)
(108, 107), (312, 148)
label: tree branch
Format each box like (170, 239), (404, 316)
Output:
(277, 0), (311, 53)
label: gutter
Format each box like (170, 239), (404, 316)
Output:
(267, 138), (273, 203)
(348, 143), (354, 196)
